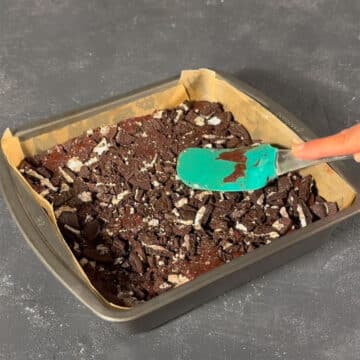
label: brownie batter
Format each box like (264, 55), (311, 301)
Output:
(218, 149), (247, 183)
(18, 100), (338, 307)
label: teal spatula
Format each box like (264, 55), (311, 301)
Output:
(177, 144), (351, 192)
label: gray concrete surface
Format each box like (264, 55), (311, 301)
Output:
(1, 1), (360, 359)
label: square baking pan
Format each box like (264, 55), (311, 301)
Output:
(1, 69), (359, 332)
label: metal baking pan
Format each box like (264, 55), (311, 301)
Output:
(1, 70), (359, 333)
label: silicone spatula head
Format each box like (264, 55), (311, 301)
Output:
(176, 144), (278, 192)
(177, 143), (353, 192)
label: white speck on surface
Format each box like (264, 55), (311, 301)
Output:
(153, 110), (163, 119)
(79, 258), (88, 266)
(222, 241), (232, 250)
(0, 274), (14, 297)
(96, 244), (109, 255)
(93, 138), (110, 156)
(84, 157), (98, 166)
(84, 214), (93, 223)
(297, 204), (307, 227)
(142, 243), (167, 252)
(168, 274), (190, 287)
(25, 169), (44, 180)
(0, 69), (15, 96)
(60, 182), (70, 193)
(58, 167), (74, 183)
(269, 231), (280, 239)
(140, 154), (158, 172)
(152, 180), (160, 188)
(41, 178), (58, 192)
(111, 190), (130, 205)
(206, 0), (223, 5)
(182, 234), (191, 251)
(172, 208), (180, 217)
(272, 220), (285, 232)
(179, 102), (190, 112)
(323, 246), (358, 272)
(25, 169), (58, 191)
(202, 134), (217, 139)
(64, 224), (81, 235)
(194, 206), (206, 230)
(236, 222), (248, 233)
(280, 206), (290, 218)
(207, 116), (221, 125)
(147, 218), (159, 227)
(100, 125), (110, 136)
(78, 191), (92, 202)
(194, 116), (205, 126)
(257, 194), (265, 206)
(105, 229), (113, 236)
(175, 218), (193, 226)
(23, 305), (50, 328)
(173, 109), (183, 123)
(159, 282), (172, 289)
(113, 257), (124, 265)
(175, 198), (188, 208)
(66, 157), (84, 173)
(54, 205), (76, 218)
(195, 191), (212, 201)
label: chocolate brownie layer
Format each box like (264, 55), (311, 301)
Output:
(18, 101), (338, 307)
